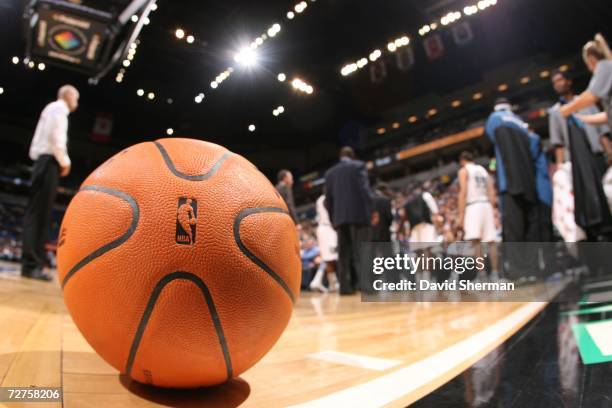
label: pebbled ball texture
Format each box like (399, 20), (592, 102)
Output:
(57, 138), (301, 388)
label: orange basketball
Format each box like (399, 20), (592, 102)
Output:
(57, 138), (301, 388)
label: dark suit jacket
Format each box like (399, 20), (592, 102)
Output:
(276, 182), (298, 224)
(324, 158), (373, 227)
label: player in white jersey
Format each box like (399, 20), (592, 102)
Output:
(457, 151), (500, 281)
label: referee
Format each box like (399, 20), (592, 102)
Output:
(21, 85), (79, 281)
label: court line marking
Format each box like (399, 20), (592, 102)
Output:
(291, 301), (548, 408)
(584, 280), (612, 291)
(307, 351), (402, 371)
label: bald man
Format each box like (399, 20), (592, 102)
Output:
(22, 85), (79, 281)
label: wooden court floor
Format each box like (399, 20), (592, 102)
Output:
(0, 263), (563, 408)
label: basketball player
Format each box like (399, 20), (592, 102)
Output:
(549, 70), (612, 241)
(457, 151), (499, 282)
(403, 186), (439, 281)
(22, 85), (79, 281)
(311, 194), (339, 292)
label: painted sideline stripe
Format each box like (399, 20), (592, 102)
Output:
(584, 280), (612, 291)
(307, 351), (401, 371)
(291, 302), (547, 408)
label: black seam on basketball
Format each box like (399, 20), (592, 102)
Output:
(61, 185), (139, 289)
(154, 141), (231, 181)
(233, 207), (296, 303)
(124, 272), (233, 381)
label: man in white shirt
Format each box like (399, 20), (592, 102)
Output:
(22, 85), (79, 280)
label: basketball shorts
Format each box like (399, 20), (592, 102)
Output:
(464, 201), (497, 242)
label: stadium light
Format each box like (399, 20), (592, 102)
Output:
(166, 128), (174, 135)
(234, 47), (258, 67)
(11, 56), (19, 65)
(147, 92), (155, 100)
(248, 124), (256, 132)
(37, 63), (46, 71)
(175, 28), (185, 39)
(0, 87), (4, 95)
(137, 89), (144, 96)
(287, 11), (295, 19)
(278, 73), (286, 82)
(186, 35), (195, 44)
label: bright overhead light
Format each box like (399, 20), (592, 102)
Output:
(175, 28), (185, 39)
(278, 73), (286, 82)
(11, 56), (19, 65)
(234, 47), (258, 66)
(387, 42), (397, 52)
(131, 15), (138, 22)
(151, 2), (158, 11)
(211, 81), (218, 89)
(166, 128), (174, 136)
(28, 61), (35, 69)
(186, 35), (195, 44)
(137, 89), (144, 96)
(248, 124), (256, 132)
(123, 60), (131, 67)
(287, 11), (295, 19)
(37, 63), (45, 71)
(277, 106), (285, 113)
(0, 87), (4, 95)
(273, 109), (279, 117)
(147, 92), (155, 100)
(369, 49), (382, 62)
(143, 17), (150, 25)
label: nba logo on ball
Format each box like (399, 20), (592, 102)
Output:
(176, 198), (197, 245)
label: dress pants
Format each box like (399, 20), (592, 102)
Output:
(21, 155), (59, 274)
(336, 224), (371, 294)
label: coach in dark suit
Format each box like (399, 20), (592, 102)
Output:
(276, 169), (298, 225)
(324, 147), (373, 295)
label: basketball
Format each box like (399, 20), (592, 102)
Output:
(56, 138), (301, 388)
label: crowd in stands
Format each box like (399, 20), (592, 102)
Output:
(0, 201), (61, 266)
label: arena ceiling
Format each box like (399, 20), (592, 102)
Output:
(0, 0), (611, 176)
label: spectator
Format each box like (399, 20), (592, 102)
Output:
(300, 236), (320, 289)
